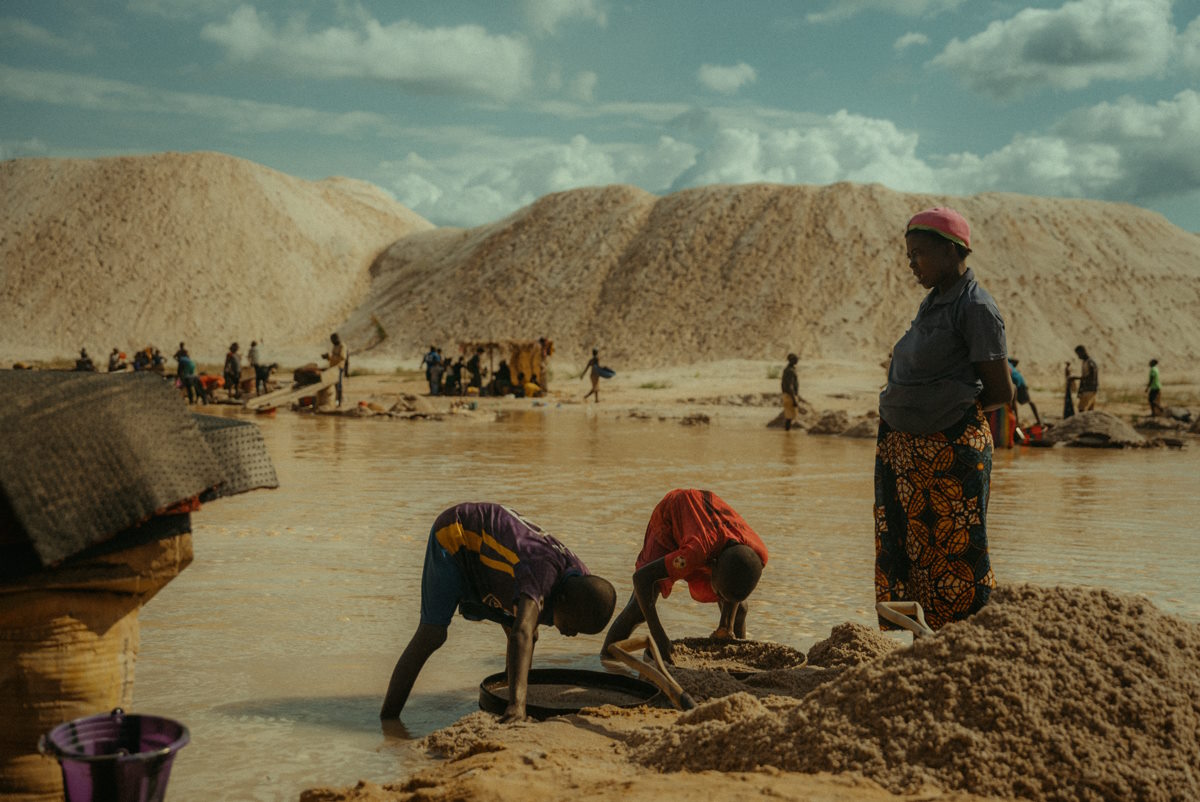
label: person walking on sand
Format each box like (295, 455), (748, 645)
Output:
(1007, 358), (1042, 428)
(602, 488), (768, 664)
(781, 353), (802, 431)
(1147, 359), (1164, 417)
(467, 347), (484, 393)
(581, 348), (601, 402)
(876, 207), (1012, 632)
(380, 502), (617, 722)
(177, 349), (207, 404)
(249, 340), (271, 396)
(1068, 345), (1098, 412)
(223, 342), (242, 400)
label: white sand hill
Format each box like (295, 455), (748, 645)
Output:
(3, 152), (1199, 384)
(0, 151), (431, 363)
(343, 182), (1200, 379)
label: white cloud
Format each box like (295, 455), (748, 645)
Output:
(807, 0), (964, 24)
(523, 0), (607, 36)
(1181, 15), (1200, 74)
(0, 17), (93, 54)
(0, 137), (48, 161)
(931, 0), (1174, 99)
(0, 66), (393, 136)
(200, 5), (533, 101)
(568, 70), (598, 102)
(696, 63), (757, 95)
(894, 32), (930, 51)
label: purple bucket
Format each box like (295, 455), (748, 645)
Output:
(38, 708), (189, 802)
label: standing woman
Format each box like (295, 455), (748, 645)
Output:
(875, 207), (1013, 631)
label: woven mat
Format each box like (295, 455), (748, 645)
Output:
(193, 414), (279, 501)
(0, 371), (224, 567)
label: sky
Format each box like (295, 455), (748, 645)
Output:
(2, 0), (1199, 231)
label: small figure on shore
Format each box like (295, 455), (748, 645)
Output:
(380, 502), (616, 722)
(781, 353), (801, 431)
(151, 348), (167, 375)
(467, 347), (484, 393)
(177, 349), (208, 404)
(107, 348), (126, 373)
(1068, 345), (1098, 412)
(327, 333), (348, 406)
(1147, 359), (1163, 417)
(74, 348), (96, 372)
(223, 342), (241, 399)
(581, 348), (601, 402)
(249, 340), (271, 395)
(493, 359), (512, 396)
(876, 206), (1011, 632)
(421, 345), (440, 396)
(602, 488), (768, 664)
(1007, 358), (1042, 428)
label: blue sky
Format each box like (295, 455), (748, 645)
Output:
(2, 0), (1199, 230)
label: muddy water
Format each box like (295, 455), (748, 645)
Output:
(135, 409), (1200, 801)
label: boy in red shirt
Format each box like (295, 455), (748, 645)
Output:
(602, 489), (768, 663)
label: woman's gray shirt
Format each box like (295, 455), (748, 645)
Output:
(878, 268), (1007, 435)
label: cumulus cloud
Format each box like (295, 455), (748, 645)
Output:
(807, 0), (964, 24)
(697, 63), (757, 95)
(931, 0), (1173, 100)
(0, 65), (392, 135)
(200, 5), (533, 101)
(524, 0), (607, 36)
(894, 32), (930, 51)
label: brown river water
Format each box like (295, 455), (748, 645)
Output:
(134, 407), (1200, 801)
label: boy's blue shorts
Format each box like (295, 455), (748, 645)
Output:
(419, 528), (466, 627)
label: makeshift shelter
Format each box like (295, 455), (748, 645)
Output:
(0, 371), (277, 800)
(457, 338), (553, 394)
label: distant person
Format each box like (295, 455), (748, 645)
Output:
(876, 207), (1011, 632)
(1068, 345), (1098, 412)
(494, 360), (513, 396)
(602, 488), (768, 664)
(581, 348), (601, 402)
(421, 345), (440, 395)
(249, 340), (271, 395)
(151, 348), (167, 375)
(1147, 359), (1163, 417)
(223, 342), (241, 399)
(107, 348), (126, 373)
(75, 348), (96, 372)
(177, 349), (207, 404)
(467, 347), (484, 393)
(780, 353), (801, 431)
(522, 373), (542, 398)
(1007, 358), (1042, 428)
(380, 502), (617, 722)
(428, 352), (445, 397)
(132, 347), (151, 372)
(322, 333), (348, 406)
(448, 356), (465, 395)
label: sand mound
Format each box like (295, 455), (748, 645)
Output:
(634, 584), (1200, 801)
(343, 183), (1200, 378)
(0, 152), (431, 363)
(1042, 410), (1146, 447)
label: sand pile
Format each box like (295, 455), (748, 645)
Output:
(0, 152), (431, 363)
(1042, 411), (1146, 447)
(342, 183), (1200, 377)
(634, 584), (1200, 801)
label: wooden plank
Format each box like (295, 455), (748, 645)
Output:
(245, 367), (340, 410)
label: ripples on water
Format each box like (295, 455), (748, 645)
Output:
(135, 408), (1200, 800)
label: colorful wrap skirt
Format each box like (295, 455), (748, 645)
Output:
(874, 404), (996, 631)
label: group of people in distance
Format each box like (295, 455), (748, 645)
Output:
(420, 344), (545, 398)
(381, 206), (1019, 724)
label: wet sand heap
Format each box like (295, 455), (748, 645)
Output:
(634, 584), (1200, 801)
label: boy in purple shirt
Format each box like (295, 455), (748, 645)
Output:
(380, 503), (616, 722)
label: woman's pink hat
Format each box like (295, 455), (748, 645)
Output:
(906, 207), (970, 249)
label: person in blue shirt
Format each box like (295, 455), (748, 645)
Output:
(1007, 358), (1042, 428)
(875, 207), (1013, 632)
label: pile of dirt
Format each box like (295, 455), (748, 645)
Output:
(341, 182), (1200, 376)
(668, 637), (808, 673)
(633, 584), (1200, 801)
(1042, 410), (1146, 447)
(0, 152), (431, 363)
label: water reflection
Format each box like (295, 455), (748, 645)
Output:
(135, 410), (1200, 801)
